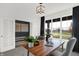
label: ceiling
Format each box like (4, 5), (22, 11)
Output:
(0, 3), (79, 19)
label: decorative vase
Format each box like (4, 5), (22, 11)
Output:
(34, 41), (39, 46)
(28, 42), (34, 48)
(46, 35), (50, 44)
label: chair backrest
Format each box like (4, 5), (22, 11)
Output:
(62, 37), (77, 56)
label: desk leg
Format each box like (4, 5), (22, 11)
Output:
(27, 50), (29, 56)
(62, 44), (64, 52)
(27, 46), (29, 56)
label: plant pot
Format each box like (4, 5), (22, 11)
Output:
(28, 42), (34, 48)
(34, 41), (39, 46)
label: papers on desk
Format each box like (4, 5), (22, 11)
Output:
(45, 43), (53, 47)
(45, 39), (64, 47)
(45, 40), (54, 47)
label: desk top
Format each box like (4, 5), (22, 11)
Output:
(22, 39), (64, 56)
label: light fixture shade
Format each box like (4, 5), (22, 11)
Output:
(36, 3), (45, 14)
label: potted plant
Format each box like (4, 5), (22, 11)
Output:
(24, 36), (36, 48)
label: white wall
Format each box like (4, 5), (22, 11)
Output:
(2, 18), (15, 52)
(0, 18), (3, 52)
(31, 17), (40, 37)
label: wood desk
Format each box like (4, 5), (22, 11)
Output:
(22, 39), (64, 56)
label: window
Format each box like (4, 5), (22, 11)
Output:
(45, 15), (72, 40)
(52, 21), (60, 38)
(62, 20), (72, 39)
